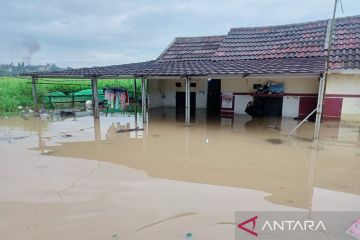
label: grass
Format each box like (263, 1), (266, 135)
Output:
(0, 76), (142, 115)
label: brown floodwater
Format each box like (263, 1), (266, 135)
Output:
(2, 107), (360, 209)
(0, 108), (360, 240)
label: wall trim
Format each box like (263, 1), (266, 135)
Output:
(232, 92), (318, 97)
(325, 94), (360, 98)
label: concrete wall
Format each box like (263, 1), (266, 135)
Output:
(325, 73), (360, 121)
(220, 76), (319, 94)
(148, 79), (163, 108)
(148, 75), (320, 118)
(220, 75), (319, 117)
(148, 78), (208, 109)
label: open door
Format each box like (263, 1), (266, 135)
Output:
(207, 79), (221, 115)
(175, 91), (196, 121)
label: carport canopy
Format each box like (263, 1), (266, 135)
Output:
(22, 57), (325, 125)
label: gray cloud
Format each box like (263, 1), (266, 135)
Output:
(1, 0), (359, 67)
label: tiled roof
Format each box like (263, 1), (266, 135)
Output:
(329, 15), (360, 69)
(157, 35), (225, 61)
(25, 57), (325, 77)
(27, 61), (157, 77)
(156, 15), (359, 70)
(23, 15), (360, 78)
(151, 57), (325, 75)
(213, 20), (329, 60)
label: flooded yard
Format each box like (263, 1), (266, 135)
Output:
(1, 107), (360, 240)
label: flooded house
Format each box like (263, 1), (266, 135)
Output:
(147, 15), (360, 122)
(25, 15), (360, 125)
(4, 13), (360, 240)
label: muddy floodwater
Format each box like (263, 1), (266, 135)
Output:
(0, 107), (360, 240)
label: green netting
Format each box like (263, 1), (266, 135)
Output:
(47, 91), (66, 97)
(74, 89), (105, 101)
(45, 89), (105, 105)
(45, 92), (71, 103)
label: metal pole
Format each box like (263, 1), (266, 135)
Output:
(314, 75), (326, 139)
(141, 76), (147, 123)
(31, 76), (39, 113)
(288, 108), (317, 136)
(314, 0), (338, 139)
(91, 77), (99, 118)
(185, 76), (191, 127)
(288, 0), (338, 138)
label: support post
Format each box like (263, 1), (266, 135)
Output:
(134, 79), (137, 101)
(93, 117), (101, 143)
(91, 77), (99, 118)
(185, 76), (191, 127)
(31, 76), (39, 113)
(314, 75), (326, 139)
(141, 76), (147, 123)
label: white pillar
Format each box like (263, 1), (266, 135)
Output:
(185, 76), (191, 126)
(91, 77), (99, 118)
(31, 76), (39, 113)
(141, 76), (147, 123)
(314, 75), (326, 139)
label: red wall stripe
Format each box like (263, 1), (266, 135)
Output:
(323, 97), (343, 120)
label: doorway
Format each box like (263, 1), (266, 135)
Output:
(207, 79), (221, 115)
(175, 91), (196, 121)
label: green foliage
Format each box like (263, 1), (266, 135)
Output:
(0, 76), (142, 115)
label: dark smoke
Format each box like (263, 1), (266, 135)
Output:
(22, 39), (41, 65)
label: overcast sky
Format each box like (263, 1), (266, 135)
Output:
(1, 0), (359, 68)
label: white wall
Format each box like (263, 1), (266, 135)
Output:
(282, 96), (300, 118)
(326, 73), (360, 121)
(220, 75), (319, 94)
(148, 78), (208, 109)
(234, 95), (253, 114)
(148, 79), (164, 108)
(148, 75), (320, 118)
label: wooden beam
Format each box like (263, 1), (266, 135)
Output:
(91, 77), (100, 118)
(31, 76), (39, 113)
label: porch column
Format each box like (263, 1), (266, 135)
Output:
(314, 74), (326, 139)
(91, 77), (100, 118)
(141, 76), (147, 123)
(185, 76), (191, 127)
(134, 79), (137, 101)
(31, 76), (39, 113)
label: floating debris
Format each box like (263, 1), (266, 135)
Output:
(40, 113), (50, 120)
(266, 125), (280, 130)
(62, 133), (72, 138)
(266, 138), (283, 144)
(13, 136), (30, 140)
(117, 127), (144, 133)
(42, 149), (54, 155)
